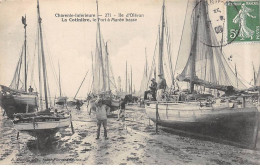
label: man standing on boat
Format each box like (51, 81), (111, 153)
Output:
(157, 74), (167, 101)
(28, 86), (34, 93)
(95, 98), (110, 140)
(144, 78), (157, 101)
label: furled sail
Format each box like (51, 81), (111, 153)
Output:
(145, 0), (175, 91)
(9, 46), (25, 90)
(91, 1), (117, 94)
(255, 66), (260, 87)
(175, 0), (247, 91)
(138, 49), (149, 96)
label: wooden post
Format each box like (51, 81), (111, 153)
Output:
(242, 96), (246, 108)
(156, 103), (158, 133)
(17, 132), (19, 140)
(70, 114), (75, 134)
(252, 112), (259, 149)
(36, 136), (39, 151)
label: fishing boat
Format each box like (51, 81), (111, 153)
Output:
(138, 48), (149, 97)
(13, 0), (72, 144)
(87, 0), (120, 112)
(145, 0), (259, 149)
(0, 15), (38, 119)
(248, 66), (260, 91)
(55, 62), (67, 106)
(13, 109), (71, 139)
(67, 71), (89, 110)
(138, 48), (154, 106)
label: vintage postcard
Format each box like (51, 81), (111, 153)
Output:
(0, 0), (259, 165)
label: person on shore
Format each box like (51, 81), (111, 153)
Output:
(117, 97), (127, 121)
(95, 98), (110, 140)
(157, 74), (167, 101)
(28, 86), (34, 93)
(76, 99), (81, 110)
(144, 78), (157, 101)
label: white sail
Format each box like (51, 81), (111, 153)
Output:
(175, 0), (247, 91)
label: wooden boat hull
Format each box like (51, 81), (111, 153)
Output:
(111, 99), (120, 106)
(0, 92), (38, 118)
(145, 102), (260, 149)
(88, 98), (119, 112)
(111, 99), (120, 111)
(13, 116), (71, 138)
(55, 96), (67, 105)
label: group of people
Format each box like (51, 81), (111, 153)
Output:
(144, 74), (167, 101)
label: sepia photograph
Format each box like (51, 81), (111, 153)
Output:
(0, 0), (259, 165)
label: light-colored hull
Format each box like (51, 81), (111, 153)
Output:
(55, 96), (67, 105)
(111, 99), (120, 107)
(88, 98), (119, 112)
(13, 115), (71, 139)
(145, 102), (260, 149)
(14, 117), (71, 131)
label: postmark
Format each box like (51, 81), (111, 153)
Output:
(193, 0), (240, 48)
(226, 1), (260, 42)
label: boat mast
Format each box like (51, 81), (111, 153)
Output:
(252, 62), (256, 86)
(37, 26), (43, 110)
(235, 63), (238, 88)
(96, 0), (106, 91)
(145, 48), (148, 77)
(125, 61), (127, 92)
(74, 71), (89, 99)
(37, 0), (48, 109)
(105, 42), (110, 91)
(91, 51), (94, 92)
(189, 0), (200, 93)
(131, 66), (132, 94)
(58, 61), (62, 97)
(158, 0), (165, 76)
(22, 15), (28, 92)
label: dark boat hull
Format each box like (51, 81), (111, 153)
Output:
(0, 94), (37, 118)
(145, 102), (259, 149)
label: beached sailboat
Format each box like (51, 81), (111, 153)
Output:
(55, 62), (67, 106)
(247, 65), (260, 107)
(255, 66), (260, 88)
(138, 48), (149, 97)
(0, 16), (38, 119)
(67, 71), (88, 109)
(145, 0), (259, 149)
(13, 0), (72, 143)
(88, 0), (120, 112)
(248, 65), (260, 91)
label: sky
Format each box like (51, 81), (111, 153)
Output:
(0, 0), (259, 98)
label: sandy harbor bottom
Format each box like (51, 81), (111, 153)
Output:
(0, 105), (260, 165)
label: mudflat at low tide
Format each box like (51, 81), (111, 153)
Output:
(0, 105), (260, 165)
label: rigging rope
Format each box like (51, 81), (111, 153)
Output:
(29, 23), (39, 86)
(174, 0), (190, 77)
(42, 26), (59, 95)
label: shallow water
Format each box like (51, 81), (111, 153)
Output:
(0, 105), (260, 165)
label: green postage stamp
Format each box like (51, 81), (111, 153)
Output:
(226, 1), (260, 42)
